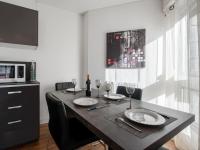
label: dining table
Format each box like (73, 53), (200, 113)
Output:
(50, 89), (195, 150)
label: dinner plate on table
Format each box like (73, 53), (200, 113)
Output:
(66, 88), (82, 92)
(73, 97), (98, 107)
(124, 108), (166, 126)
(104, 93), (126, 100)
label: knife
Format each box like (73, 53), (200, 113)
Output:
(116, 117), (142, 132)
(87, 105), (108, 111)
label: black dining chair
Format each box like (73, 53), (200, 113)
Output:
(55, 82), (74, 91)
(46, 92), (99, 150)
(116, 86), (143, 100)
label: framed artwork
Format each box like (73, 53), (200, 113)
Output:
(106, 29), (145, 69)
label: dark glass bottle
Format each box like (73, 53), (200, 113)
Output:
(86, 74), (91, 97)
(30, 61), (36, 81)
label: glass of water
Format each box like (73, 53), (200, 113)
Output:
(104, 82), (113, 96)
(125, 83), (136, 109)
(72, 79), (77, 95)
(95, 79), (101, 98)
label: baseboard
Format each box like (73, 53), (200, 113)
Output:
(40, 117), (48, 124)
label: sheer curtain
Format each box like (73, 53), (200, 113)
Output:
(105, 0), (200, 149)
(147, 0), (199, 149)
(169, 0), (199, 149)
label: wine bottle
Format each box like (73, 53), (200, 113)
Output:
(86, 74), (91, 97)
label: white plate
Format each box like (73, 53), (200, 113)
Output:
(104, 93), (126, 100)
(66, 88), (82, 92)
(73, 97), (98, 107)
(124, 109), (166, 126)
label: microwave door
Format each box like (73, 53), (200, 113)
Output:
(0, 65), (6, 79)
(8, 66), (15, 79)
(6, 65), (15, 82)
(0, 65), (15, 82)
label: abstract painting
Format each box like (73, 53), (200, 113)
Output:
(106, 29), (145, 69)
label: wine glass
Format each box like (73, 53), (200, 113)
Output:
(95, 79), (101, 98)
(103, 81), (113, 104)
(104, 81), (113, 96)
(72, 79), (77, 95)
(125, 83), (136, 109)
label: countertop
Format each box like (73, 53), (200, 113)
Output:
(0, 81), (40, 88)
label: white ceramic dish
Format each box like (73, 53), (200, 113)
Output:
(124, 109), (166, 126)
(66, 88), (82, 92)
(104, 93), (126, 100)
(73, 97), (98, 107)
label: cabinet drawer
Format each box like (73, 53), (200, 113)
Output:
(0, 85), (39, 100)
(0, 96), (34, 113)
(0, 126), (39, 149)
(0, 86), (27, 101)
(0, 108), (36, 132)
(0, 84), (39, 149)
(0, 85), (39, 113)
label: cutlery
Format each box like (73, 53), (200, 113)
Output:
(87, 105), (109, 111)
(116, 117), (142, 132)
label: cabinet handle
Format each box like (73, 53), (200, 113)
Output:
(8, 105), (22, 110)
(8, 91), (22, 95)
(8, 120), (22, 125)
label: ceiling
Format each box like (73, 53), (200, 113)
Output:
(37, 0), (141, 13)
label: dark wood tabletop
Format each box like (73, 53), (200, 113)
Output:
(50, 90), (195, 150)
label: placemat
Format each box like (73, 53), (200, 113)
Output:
(105, 110), (177, 138)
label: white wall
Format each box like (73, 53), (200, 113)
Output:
(0, 0), (82, 123)
(83, 0), (167, 100)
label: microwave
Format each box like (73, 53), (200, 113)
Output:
(0, 63), (26, 83)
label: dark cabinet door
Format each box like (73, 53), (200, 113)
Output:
(0, 1), (38, 46)
(0, 85), (39, 149)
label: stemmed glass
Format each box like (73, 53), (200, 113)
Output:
(103, 81), (113, 104)
(104, 82), (112, 96)
(72, 79), (77, 95)
(95, 79), (101, 98)
(125, 83), (136, 109)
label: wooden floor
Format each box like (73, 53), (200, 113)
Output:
(12, 124), (178, 150)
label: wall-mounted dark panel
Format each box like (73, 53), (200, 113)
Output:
(0, 1), (38, 46)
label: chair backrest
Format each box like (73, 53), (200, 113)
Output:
(116, 86), (143, 100)
(46, 92), (70, 149)
(55, 82), (74, 91)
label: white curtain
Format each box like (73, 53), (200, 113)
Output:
(148, 0), (199, 149)
(105, 0), (200, 149)
(169, 0), (199, 149)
